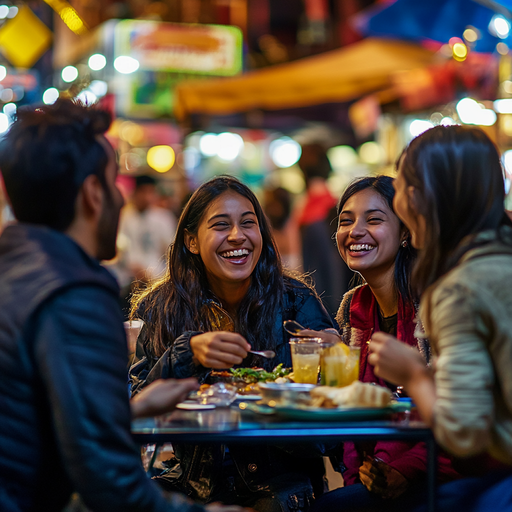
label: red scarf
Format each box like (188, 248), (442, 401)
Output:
(349, 285), (416, 387)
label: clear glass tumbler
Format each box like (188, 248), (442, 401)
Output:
(289, 338), (322, 384)
(321, 343), (361, 387)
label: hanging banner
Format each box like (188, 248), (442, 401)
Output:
(114, 20), (243, 76)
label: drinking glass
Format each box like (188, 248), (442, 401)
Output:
(289, 338), (322, 384)
(321, 343), (360, 387)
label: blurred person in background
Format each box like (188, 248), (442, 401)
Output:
(263, 186), (301, 270)
(0, 99), (246, 512)
(295, 143), (352, 317)
(113, 174), (177, 318)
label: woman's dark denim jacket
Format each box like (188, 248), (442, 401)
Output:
(129, 279), (334, 506)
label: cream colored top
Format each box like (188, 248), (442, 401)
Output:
(421, 233), (512, 465)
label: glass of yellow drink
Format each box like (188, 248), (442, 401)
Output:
(321, 343), (360, 387)
(289, 338), (322, 384)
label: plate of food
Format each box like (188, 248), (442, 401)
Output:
(206, 364), (293, 401)
(252, 382), (410, 421)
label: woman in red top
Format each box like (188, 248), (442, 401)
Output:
(305, 176), (459, 511)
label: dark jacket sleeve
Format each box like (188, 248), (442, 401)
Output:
(129, 328), (210, 396)
(34, 285), (206, 512)
(169, 331), (211, 382)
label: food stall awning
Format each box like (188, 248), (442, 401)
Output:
(174, 38), (437, 120)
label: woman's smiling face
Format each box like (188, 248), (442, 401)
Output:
(186, 190), (263, 293)
(336, 188), (402, 279)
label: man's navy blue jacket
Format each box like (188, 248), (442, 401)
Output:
(0, 224), (204, 512)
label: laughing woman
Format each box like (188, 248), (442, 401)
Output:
(304, 176), (459, 512)
(369, 126), (512, 511)
(129, 176), (333, 512)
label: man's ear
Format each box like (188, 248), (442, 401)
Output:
(184, 230), (199, 254)
(80, 174), (103, 219)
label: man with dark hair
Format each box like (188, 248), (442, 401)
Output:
(0, 100), (244, 512)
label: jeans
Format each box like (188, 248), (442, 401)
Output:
(312, 470), (512, 512)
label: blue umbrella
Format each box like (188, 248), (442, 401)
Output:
(354, 0), (510, 52)
(477, 0), (512, 16)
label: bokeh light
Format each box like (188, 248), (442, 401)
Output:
(114, 56), (139, 74)
(3, 103), (16, 116)
(456, 98), (497, 126)
(217, 132), (244, 161)
(199, 133), (218, 157)
(490, 14), (510, 39)
(358, 141), (385, 165)
(0, 113), (9, 133)
(147, 145), (175, 173)
(503, 151), (512, 183)
(89, 80), (108, 97)
(270, 137), (301, 168)
(497, 42), (509, 55)
(183, 147), (201, 171)
(494, 98), (512, 113)
(409, 120), (434, 137)
(440, 117), (456, 126)
(452, 42), (468, 61)
(327, 145), (358, 170)
(61, 66), (78, 83)
(88, 54), (106, 71)
(43, 87), (60, 105)
(463, 27), (478, 43)
(76, 90), (97, 104)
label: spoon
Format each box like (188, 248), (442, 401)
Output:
(283, 319), (307, 336)
(249, 350), (275, 359)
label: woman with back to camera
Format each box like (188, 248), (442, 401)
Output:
(129, 176), (334, 512)
(370, 126), (512, 511)
(303, 176), (459, 511)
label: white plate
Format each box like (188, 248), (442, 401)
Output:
(177, 403), (216, 410)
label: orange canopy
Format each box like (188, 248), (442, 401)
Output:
(174, 38), (437, 120)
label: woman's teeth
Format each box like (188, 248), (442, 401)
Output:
(349, 244), (375, 252)
(221, 249), (249, 258)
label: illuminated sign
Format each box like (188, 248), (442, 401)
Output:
(114, 20), (243, 76)
(0, 6), (52, 69)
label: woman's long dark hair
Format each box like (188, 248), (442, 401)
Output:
(337, 175), (417, 303)
(131, 175), (287, 357)
(400, 125), (509, 295)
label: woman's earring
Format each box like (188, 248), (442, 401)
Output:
(401, 239), (408, 248)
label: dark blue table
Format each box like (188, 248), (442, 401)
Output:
(132, 405), (436, 511)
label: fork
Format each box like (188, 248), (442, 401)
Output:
(249, 350), (276, 358)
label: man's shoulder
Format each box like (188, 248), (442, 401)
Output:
(0, 224), (119, 305)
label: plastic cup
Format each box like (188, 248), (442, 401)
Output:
(289, 338), (322, 384)
(321, 344), (360, 387)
